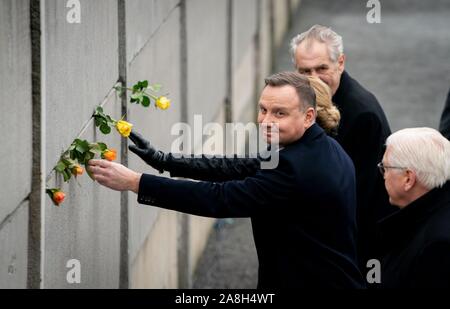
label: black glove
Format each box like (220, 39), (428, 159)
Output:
(128, 130), (167, 173)
(129, 130), (261, 181)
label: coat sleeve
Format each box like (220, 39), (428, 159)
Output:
(439, 89), (450, 140)
(410, 241), (450, 288)
(165, 154), (261, 182)
(137, 155), (296, 218)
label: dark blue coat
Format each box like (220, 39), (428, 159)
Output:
(137, 124), (365, 288)
(439, 88), (450, 140)
(333, 71), (395, 266)
(378, 182), (450, 288)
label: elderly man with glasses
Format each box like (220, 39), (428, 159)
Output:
(376, 127), (450, 288)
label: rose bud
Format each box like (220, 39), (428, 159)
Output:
(116, 120), (133, 138)
(101, 149), (117, 161)
(46, 189), (65, 206)
(72, 165), (84, 176)
(155, 96), (171, 110)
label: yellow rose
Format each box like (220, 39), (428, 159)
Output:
(116, 120), (133, 137)
(156, 96), (171, 110)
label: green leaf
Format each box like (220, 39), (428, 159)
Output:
(140, 80), (148, 89)
(114, 86), (124, 97)
(132, 83), (140, 93)
(62, 158), (73, 168)
(46, 189), (55, 200)
(96, 106), (104, 114)
(100, 124), (111, 135)
(75, 140), (90, 153)
(85, 163), (95, 181)
(62, 169), (71, 182)
(97, 142), (107, 152)
(84, 152), (94, 161)
(70, 149), (82, 162)
(141, 96), (151, 107)
(94, 117), (101, 127)
(106, 115), (114, 124)
(149, 84), (162, 92)
(131, 93), (143, 100)
(55, 161), (66, 173)
(89, 149), (99, 157)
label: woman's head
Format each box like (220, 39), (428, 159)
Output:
(307, 76), (340, 135)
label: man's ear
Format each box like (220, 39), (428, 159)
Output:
(305, 107), (316, 127)
(404, 170), (417, 191)
(337, 54), (345, 73)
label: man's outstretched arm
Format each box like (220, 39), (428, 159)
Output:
(129, 130), (261, 182)
(88, 157), (295, 218)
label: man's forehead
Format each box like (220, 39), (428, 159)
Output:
(259, 86), (300, 107)
(298, 38), (328, 53)
(383, 147), (391, 161)
(259, 101), (291, 109)
(261, 84), (297, 97)
(296, 40), (330, 62)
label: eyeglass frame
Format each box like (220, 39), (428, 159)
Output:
(377, 162), (408, 175)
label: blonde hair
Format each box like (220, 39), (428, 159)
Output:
(307, 76), (340, 134)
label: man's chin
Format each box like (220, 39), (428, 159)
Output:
(264, 135), (282, 146)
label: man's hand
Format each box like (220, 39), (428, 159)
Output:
(88, 159), (142, 193)
(128, 130), (167, 172)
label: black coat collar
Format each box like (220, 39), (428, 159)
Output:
(332, 70), (352, 106)
(378, 182), (450, 248)
(286, 123), (325, 149)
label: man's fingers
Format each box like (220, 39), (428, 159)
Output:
(87, 163), (109, 178)
(94, 174), (107, 185)
(88, 159), (112, 168)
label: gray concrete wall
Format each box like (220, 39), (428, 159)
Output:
(125, 0), (182, 277)
(42, 0), (121, 288)
(0, 0), (296, 288)
(0, 0), (31, 289)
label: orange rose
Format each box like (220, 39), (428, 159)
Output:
(102, 149), (117, 161)
(47, 189), (66, 206)
(53, 191), (65, 206)
(72, 165), (84, 176)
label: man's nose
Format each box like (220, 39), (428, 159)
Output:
(310, 70), (320, 78)
(261, 113), (274, 124)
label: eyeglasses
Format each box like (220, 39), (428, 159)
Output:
(377, 162), (407, 175)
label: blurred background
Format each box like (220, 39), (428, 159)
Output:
(0, 0), (449, 289)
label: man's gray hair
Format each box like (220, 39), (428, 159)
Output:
(290, 24), (344, 64)
(386, 127), (450, 190)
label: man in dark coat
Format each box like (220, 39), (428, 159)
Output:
(377, 128), (450, 288)
(89, 72), (365, 288)
(439, 88), (450, 140)
(123, 25), (393, 271)
(291, 25), (395, 267)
